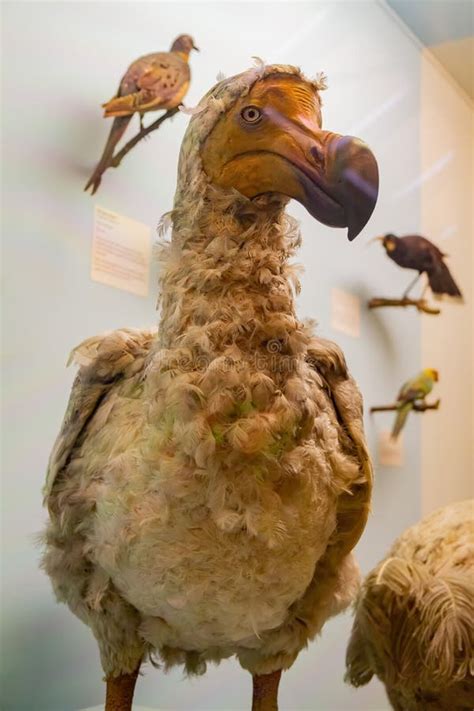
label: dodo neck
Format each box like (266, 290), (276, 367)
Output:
(157, 190), (302, 355)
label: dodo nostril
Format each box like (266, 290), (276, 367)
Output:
(310, 145), (324, 168)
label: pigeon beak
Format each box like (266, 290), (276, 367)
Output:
(192, 43), (200, 51)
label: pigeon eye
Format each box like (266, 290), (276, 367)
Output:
(241, 106), (262, 124)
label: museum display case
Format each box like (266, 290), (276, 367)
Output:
(1, 2), (472, 709)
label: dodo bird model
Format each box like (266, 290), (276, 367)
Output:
(346, 499), (474, 710)
(84, 34), (198, 195)
(43, 63), (379, 711)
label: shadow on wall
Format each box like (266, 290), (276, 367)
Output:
(348, 281), (399, 364)
(44, 99), (108, 180)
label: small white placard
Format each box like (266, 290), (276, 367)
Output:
(331, 288), (360, 337)
(378, 430), (404, 467)
(91, 206), (151, 296)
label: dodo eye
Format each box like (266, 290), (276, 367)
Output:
(241, 106), (262, 124)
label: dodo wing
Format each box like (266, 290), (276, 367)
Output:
(43, 327), (156, 502)
(307, 337), (372, 555)
(266, 338), (373, 647)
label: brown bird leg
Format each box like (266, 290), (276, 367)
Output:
(105, 665), (140, 711)
(402, 272), (421, 298)
(139, 112), (145, 131)
(252, 670), (282, 711)
(84, 115), (132, 195)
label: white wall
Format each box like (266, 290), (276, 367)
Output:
(2, 2), (450, 709)
(419, 52), (474, 514)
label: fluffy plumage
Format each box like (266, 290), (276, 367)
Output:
(43, 64), (372, 693)
(346, 500), (474, 710)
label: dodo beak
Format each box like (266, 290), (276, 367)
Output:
(287, 129), (379, 241)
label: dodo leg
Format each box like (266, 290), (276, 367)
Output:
(89, 586), (145, 711)
(252, 670), (282, 711)
(105, 664), (141, 711)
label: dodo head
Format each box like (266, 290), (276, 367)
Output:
(196, 66), (379, 241)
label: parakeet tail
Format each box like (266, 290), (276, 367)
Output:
(84, 115), (132, 195)
(391, 402), (412, 439)
(428, 260), (463, 298)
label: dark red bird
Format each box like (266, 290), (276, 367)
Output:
(377, 233), (463, 299)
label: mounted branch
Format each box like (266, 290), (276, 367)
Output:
(368, 297), (440, 315)
(85, 108), (180, 195)
(109, 107), (180, 170)
(370, 399), (440, 414)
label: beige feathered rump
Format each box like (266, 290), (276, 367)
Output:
(346, 500), (474, 710)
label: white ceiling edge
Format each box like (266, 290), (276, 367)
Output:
(378, 0), (474, 109)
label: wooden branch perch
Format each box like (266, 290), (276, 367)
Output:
(368, 297), (440, 315)
(109, 107), (180, 170)
(370, 399), (440, 414)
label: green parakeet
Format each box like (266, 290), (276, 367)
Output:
(392, 368), (439, 439)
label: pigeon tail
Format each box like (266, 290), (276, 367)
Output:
(84, 115), (132, 194)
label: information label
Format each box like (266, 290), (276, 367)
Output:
(91, 206), (151, 297)
(378, 430), (404, 468)
(331, 288), (360, 337)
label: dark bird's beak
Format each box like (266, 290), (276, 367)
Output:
(192, 43), (200, 51)
(291, 131), (379, 241)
